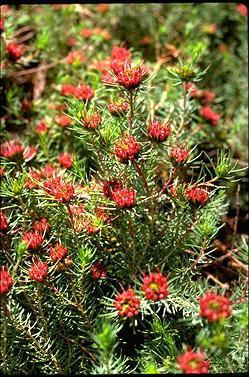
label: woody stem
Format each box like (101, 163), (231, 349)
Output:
(133, 160), (149, 192)
(129, 89), (134, 129)
(160, 167), (177, 195)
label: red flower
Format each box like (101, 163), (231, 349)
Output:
(148, 121), (170, 142)
(81, 28), (94, 38)
(43, 176), (75, 203)
(28, 260), (48, 282)
(0, 266), (13, 295)
(237, 3), (248, 16)
(114, 288), (141, 318)
(23, 231), (43, 250)
(103, 179), (123, 199)
(6, 42), (25, 60)
(199, 291), (232, 322)
(111, 46), (131, 62)
(169, 147), (189, 164)
(58, 114), (72, 128)
(23, 146), (37, 162)
(112, 187), (136, 208)
(74, 84), (94, 101)
(58, 152), (73, 169)
(108, 98), (129, 116)
(25, 169), (41, 189)
(0, 17), (4, 32)
(114, 135), (140, 163)
(50, 243), (68, 262)
(67, 37), (77, 46)
(142, 271), (169, 301)
(184, 186), (209, 206)
(200, 106), (220, 125)
(66, 50), (84, 65)
(91, 261), (107, 279)
(61, 84), (76, 96)
(34, 217), (50, 235)
(82, 111), (101, 129)
(0, 211), (8, 231)
(178, 349), (210, 374)
(36, 120), (48, 134)
(1, 140), (24, 160)
(202, 90), (216, 104)
(114, 62), (145, 89)
(40, 164), (57, 178)
(97, 3), (109, 13)
(101, 71), (117, 85)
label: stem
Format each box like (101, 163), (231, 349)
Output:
(36, 284), (49, 339)
(133, 160), (149, 192)
(159, 167), (177, 195)
(65, 203), (79, 244)
(1, 297), (8, 373)
(129, 89), (134, 129)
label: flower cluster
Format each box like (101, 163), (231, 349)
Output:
(0, 266), (13, 295)
(50, 243), (68, 262)
(82, 111), (101, 129)
(91, 261), (107, 280)
(142, 271), (169, 301)
(148, 120), (170, 142)
(114, 135), (140, 163)
(43, 177), (75, 203)
(60, 83), (94, 101)
(36, 120), (48, 134)
(103, 179), (123, 199)
(112, 187), (136, 209)
(58, 114), (72, 128)
(40, 164), (57, 178)
(114, 62), (145, 89)
(200, 106), (220, 125)
(1, 139), (24, 160)
(66, 50), (84, 65)
(28, 261), (48, 282)
(6, 42), (25, 60)
(199, 291), (232, 321)
(184, 186), (209, 206)
(178, 349), (210, 374)
(58, 152), (73, 169)
(23, 231), (43, 250)
(169, 147), (189, 164)
(34, 217), (51, 235)
(114, 288), (141, 318)
(25, 169), (41, 189)
(108, 98), (129, 116)
(0, 211), (8, 231)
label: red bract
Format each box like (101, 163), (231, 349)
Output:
(23, 146), (37, 162)
(58, 152), (73, 169)
(0, 211), (8, 231)
(142, 271), (169, 301)
(108, 98), (129, 116)
(112, 187), (136, 208)
(91, 261), (107, 280)
(61, 84), (76, 96)
(114, 288), (141, 318)
(0, 17), (4, 32)
(169, 147), (189, 164)
(50, 243), (68, 262)
(199, 291), (232, 321)
(114, 135), (140, 163)
(36, 120), (48, 134)
(200, 106), (220, 125)
(43, 177), (75, 203)
(111, 46), (131, 61)
(66, 50), (84, 65)
(102, 179), (123, 199)
(178, 349), (210, 374)
(6, 42), (25, 60)
(114, 62), (145, 89)
(23, 231), (43, 250)
(34, 217), (50, 235)
(1, 140), (24, 160)
(82, 111), (101, 129)
(74, 84), (94, 101)
(237, 3), (247, 16)
(148, 120), (170, 142)
(0, 266), (13, 295)
(40, 164), (57, 178)
(25, 169), (41, 189)
(58, 114), (72, 128)
(28, 261), (48, 282)
(184, 186), (209, 206)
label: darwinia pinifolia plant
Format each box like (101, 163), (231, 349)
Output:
(0, 40), (248, 374)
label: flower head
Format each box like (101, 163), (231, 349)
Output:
(6, 42), (25, 60)
(148, 120), (170, 142)
(82, 111), (101, 129)
(0, 211), (8, 231)
(0, 266), (13, 295)
(34, 217), (51, 235)
(142, 271), (169, 301)
(114, 135), (140, 163)
(169, 147), (189, 164)
(114, 288), (140, 318)
(103, 179), (123, 199)
(28, 261), (48, 282)
(58, 114), (72, 128)
(112, 187), (136, 208)
(114, 62), (145, 89)
(184, 186), (209, 206)
(43, 176), (75, 203)
(36, 120), (48, 134)
(91, 261), (107, 280)
(66, 50), (84, 65)
(61, 84), (76, 96)
(23, 231), (43, 250)
(108, 98), (129, 116)
(40, 164), (57, 178)
(74, 84), (94, 101)
(178, 349), (210, 374)
(200, 106), (220, 126)
(50, 243), (68, 262)
(25, 169), (41, 189)
(1, 140), (24, 160)
(0, 17), (4, 33)
(199, 291), (232, 322)
(237, 3), (248, 16)
(58, 152), (73, 169)
(23, 146), (37, 162)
